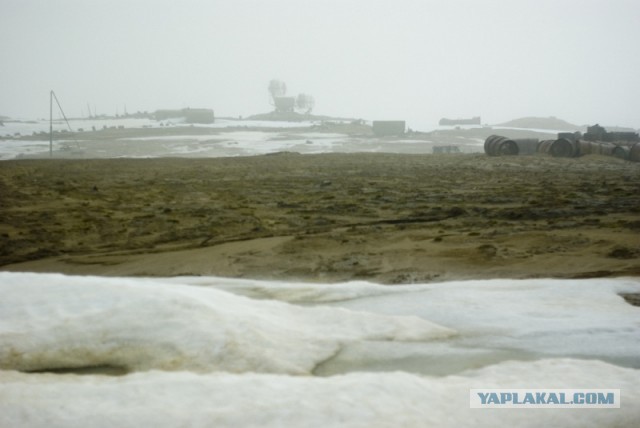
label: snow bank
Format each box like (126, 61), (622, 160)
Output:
(165, 275), (419, 302)
(169, 276), (640, 373)
(1, 359), (638, 428)
(174, 275), (640, 307)
(0, 139), (53, 159)
(0, 272), (454, 375)
(0, 118), (315, 138)
(1, 273), (639, 426)
(323, 278), (640, 365)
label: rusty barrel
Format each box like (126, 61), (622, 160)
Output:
(484, 135), (519, 156)
(630, 143), (640, 162)
(612, 145), (630, 160)
(578, 140), (617, 157)
(599, 143), (616, 156)
(538, 138), (578, 157)
(513, 138), (540, 155)
(578, 140), (628, 159)
(577, 140), (594, 155)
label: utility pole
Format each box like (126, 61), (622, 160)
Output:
(48, 90), (73, 157)
(49, 90), (53, 157)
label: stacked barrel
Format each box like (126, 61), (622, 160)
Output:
(484, 134), (640, 162)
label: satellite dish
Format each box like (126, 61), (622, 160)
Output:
(268, 79), (287, 104)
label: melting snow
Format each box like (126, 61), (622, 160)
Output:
(0, 272), (453, 375)
(1, 359), (638, 427)
(0, 272), (638, 427)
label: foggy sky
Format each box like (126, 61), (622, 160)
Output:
(1, 0), (639, 130)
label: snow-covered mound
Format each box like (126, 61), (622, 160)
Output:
(1, 359), (638, 428)
(0, 272), (454, 375)
(1, 272), (639, 426)
(172, 276), (640, 373)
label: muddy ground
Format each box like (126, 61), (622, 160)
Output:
(1, 153), (639, 283)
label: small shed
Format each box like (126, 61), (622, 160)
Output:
(154, 108), (214, 124)
(183, 108), (215, 124)
(372, 121), (405, 137)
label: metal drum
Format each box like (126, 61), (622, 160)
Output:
(612, 145), (630, 160)
(629, 142), (640, 162)
(484, 135), (519, 156)
(513, 138), (540, 155)
(538, 138), (578, 157)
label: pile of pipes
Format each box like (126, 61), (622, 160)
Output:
(484, 134), (640, 162)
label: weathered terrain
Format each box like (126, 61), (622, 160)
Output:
(1, 153), (639, 283)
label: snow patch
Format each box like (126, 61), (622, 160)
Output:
(0, 272), (454, 375)
(168, 276), (640, 372)
(0, 359), (638, 427)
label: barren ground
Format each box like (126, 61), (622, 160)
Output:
(1, 152), (639, 283)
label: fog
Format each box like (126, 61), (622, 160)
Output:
(1, 0), (639, 130)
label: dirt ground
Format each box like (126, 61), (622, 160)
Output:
(1, 152), (639, 284)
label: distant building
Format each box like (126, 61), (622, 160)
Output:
(372, 121), (405, 137)
(584, 124), (639, 142)
(439, 116), (481, 126)
(154, 108), (215, 124)
(182, 108), (215, 124)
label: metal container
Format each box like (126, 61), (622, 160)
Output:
(599, 143), (616, 157)
(538, 138), (578, 157)
(578, 140), (597, 156)
(372, 121), (406, 137)
(578, 140), (617, 157)
(513, 138), (540, 155)
(484, 135), (519, 156)
(630, 142), (640, 162)
(612, 145), (630, 160)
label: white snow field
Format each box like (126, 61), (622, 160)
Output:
(0, 272), (453, 375)
(1, 272), (639, 427)
(1, 359), (639, 428)
(171, 276), (640, 375)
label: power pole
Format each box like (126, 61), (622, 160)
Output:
(49, 90), (53, 157)
(49, 90), (74, 157)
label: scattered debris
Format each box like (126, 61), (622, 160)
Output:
(485, 125), (640, 161)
